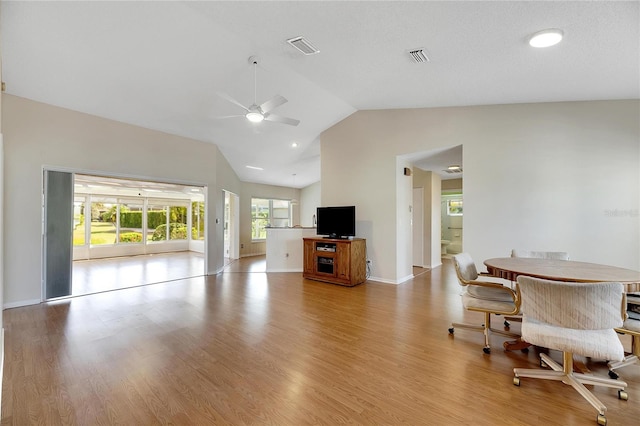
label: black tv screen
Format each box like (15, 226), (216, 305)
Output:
(316, 206), (356, 239)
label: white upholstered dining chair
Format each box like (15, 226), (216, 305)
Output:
(448, 253), (520, 354)
(513, 276), (628, 426)
(608, 302), (640, 379)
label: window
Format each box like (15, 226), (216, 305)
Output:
(251, 198), (291, 240)
(192, 201), (205, 240)
(447, 199), (463, 216)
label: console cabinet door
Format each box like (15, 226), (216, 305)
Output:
(303, 239), (315, 274)
(336, 242), (351, 281)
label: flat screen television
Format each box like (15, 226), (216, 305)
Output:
(316, 206), (356, 239)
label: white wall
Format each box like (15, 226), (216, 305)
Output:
(321, 100), (640, 283)
(2, 94), (241, 307)
(300, 181), (321, 227)
(395, 157), (413, 283)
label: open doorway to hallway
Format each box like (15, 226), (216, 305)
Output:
(401, 145), (463, 272)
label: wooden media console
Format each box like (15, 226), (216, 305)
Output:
(303, 237), (367, 286)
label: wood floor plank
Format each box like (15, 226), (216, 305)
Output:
(3, 256), (640, 425)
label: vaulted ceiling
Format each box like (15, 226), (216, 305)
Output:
(2, 1), (638, 187)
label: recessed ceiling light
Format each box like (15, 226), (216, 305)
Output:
(528, 28), (564, 48)
(291, 142), (298, 148)
(246, 165), (264, 171)
(447, 165), (461, 170)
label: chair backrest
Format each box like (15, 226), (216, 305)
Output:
(511, 249), (569, 260)
(517, 275), (624, 330)
(452, 253), (479, 285)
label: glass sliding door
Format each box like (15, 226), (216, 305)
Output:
(73, 196), (86, 246)
(169, 204), (188, 240)
(118, 200), (144, 243)
(90, 197), (117, 245)
(148, 203), (168, 241)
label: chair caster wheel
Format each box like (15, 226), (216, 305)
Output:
(597, 413), (607, 425)
(618, 390), (628, 401)
(448, 327), (454, 334)
(513, 376), (520, 386)
(608, 370), (619, 379)
(483, 347), (491, 354)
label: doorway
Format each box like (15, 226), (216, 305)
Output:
(43, 170), (208, 299)
(223, 190), (240, 266)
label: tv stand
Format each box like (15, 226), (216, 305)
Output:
(303, 237), (367, 286)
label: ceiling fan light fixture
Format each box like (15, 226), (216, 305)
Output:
(246, 111), (264, 123)
(528, 28), (564, 48)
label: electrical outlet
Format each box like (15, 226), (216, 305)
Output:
(241, 243), (244, 249)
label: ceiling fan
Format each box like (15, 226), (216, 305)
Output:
(218, 56), (300, 126)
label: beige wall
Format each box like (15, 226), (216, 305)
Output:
(321, 100), (640, 283)
(442, 178), (462, 192)
(0, 23), (4, 328)
(2, 94), (241, 306)
(300, 181), (321, 227)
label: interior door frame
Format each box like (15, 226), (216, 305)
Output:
(223, 190), (240, 261)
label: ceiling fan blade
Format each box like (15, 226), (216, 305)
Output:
(215, 114), (245, 119)
(264, 113), (300, 127)
(217, 92), (249, 112)
(259, 94), (287, 114)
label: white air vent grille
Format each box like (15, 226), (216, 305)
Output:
(443, 168), (463, 174)
(287, 36), (320, 55)
(407, 48), (430, 63)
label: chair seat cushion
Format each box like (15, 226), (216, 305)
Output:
(623, 317), (640, 332)
(466, 285), (514, 302)
(522, 317), (624, 361)
(462, 291), (516, 314)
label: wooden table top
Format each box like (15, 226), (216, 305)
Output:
(484, 257), (640, 289)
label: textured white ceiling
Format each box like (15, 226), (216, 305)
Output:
(2, 1), (638, 187)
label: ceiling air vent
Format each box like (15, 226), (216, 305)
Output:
(287, 36), (320, 55)
(443, 166), (463, 174)
(407, 48), (430, 63)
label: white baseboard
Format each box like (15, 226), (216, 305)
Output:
(3, 299), (41, 309)
(367, 276), (399, 285)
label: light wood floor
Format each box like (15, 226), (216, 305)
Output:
(3, 257), (639, 425)
(72, 252), (206, 296)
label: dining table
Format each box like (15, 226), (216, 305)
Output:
(483, 257), (640, 351)
(484, 257), (640, 292)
